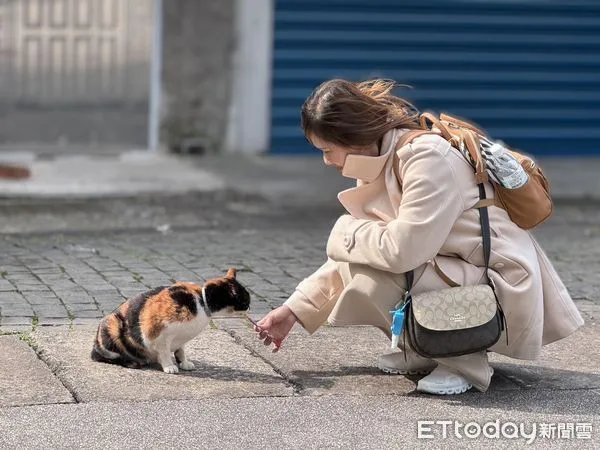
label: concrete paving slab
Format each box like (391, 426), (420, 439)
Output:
(0, 393), (598, 449)
(489, 324), (600, 390)
(538, 157), (600, 201)
(32, 327), (292, 403)
(0, 152), (225, 198)
(219, 321), (520, 396)
(0, 335), (74, 407)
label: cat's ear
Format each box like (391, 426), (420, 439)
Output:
(226, 267), (237, 279)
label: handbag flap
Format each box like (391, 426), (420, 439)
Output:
(411, 285), (497, 331)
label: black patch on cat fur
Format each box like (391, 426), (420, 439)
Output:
(203, 279), (250, 314)
(100, 325), (119, 355)
(168, 285), (198, 316)
(174, 349), (184, 365)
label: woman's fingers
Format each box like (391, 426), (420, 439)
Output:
(250, 315), (282, 351)
(248, 316), (265, 333)
(257, 330), (275, 346)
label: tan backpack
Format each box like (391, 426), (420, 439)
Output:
(394, 112), (553, 230)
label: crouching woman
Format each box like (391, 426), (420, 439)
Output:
(254, 79), (584, 395)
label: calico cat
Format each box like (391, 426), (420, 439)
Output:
(91, 267), (250, 373)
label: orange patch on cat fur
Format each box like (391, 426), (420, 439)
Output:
(140, 291), (173, 341)
(118, 302), (130, 316)
(139, 288), (197, 341)
(106, 315), (120, 341)
(106, 315), (128, 354)
(95, 324), (107, 352)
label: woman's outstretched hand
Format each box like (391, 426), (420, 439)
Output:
(253, 305), (298, 353)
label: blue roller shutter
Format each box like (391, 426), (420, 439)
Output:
(270, 0), (600, 155)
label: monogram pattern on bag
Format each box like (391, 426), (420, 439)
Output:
(408, 313), (503, 359)
(411, 285), (497, 331)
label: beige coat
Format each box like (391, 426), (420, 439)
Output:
(285, 128), (584, 360)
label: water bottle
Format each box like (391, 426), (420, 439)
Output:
(485, 140), (529, 189)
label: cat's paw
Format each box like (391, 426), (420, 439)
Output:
(162, 364), (179, 374)
(179, 360), (195, 371)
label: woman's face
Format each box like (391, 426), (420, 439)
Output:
(309, 135), (378, 172)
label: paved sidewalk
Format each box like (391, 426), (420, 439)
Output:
(0, 322), (598, 447)
(1, 393), (596, 448)
(0, 153), (599, 448)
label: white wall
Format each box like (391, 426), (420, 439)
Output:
(225, 0), (273, 154)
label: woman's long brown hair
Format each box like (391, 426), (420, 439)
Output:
(301, 79), (422, 148)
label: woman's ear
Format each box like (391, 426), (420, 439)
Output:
(226, 267), (237, 279)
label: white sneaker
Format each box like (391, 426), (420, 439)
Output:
(377, 351), (437, 375)
(416, 366), (473, 395)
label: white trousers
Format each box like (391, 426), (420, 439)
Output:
(328, 259), (493, 392)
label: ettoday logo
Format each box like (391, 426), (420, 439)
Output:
(417, 420), (593, 444)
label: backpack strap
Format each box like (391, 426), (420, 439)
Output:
(418, 112), (453, 140)
(420, 112), (489, 185)
(460, 128), (489, 184)
(391, 128), (504, 211)
(472, 198), (495, 208)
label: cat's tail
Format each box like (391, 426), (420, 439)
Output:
(91, 330), (122, 363)
(91, 343), (143, 368)
(91, 318), (144, 369)
(91, 343), (120, 363)
(91, 316), (124, 364)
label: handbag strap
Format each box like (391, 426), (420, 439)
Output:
(478, 183), (493, 287)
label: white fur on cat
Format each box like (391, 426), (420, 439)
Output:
(145, 292), (210, 373)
